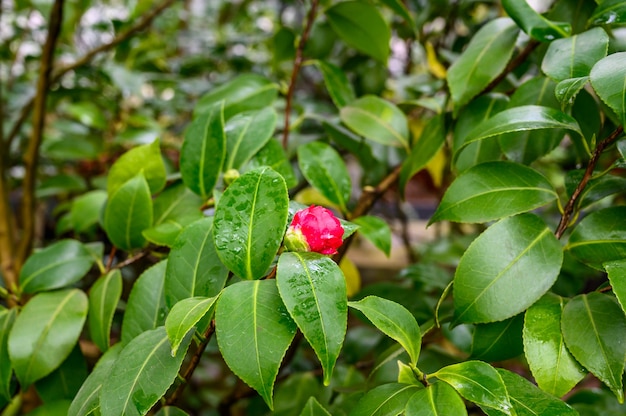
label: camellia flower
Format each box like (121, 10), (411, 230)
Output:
(284, 205), (344, 255)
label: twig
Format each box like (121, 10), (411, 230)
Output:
(281, 0), (320, 149)
(555, 126), (624, 239)
(112, 250), (148, 270)
(480, 39), (540, 96)
(5, 0), (177, 150)
(15, 0), (64, 269)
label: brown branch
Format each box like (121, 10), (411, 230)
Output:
(15, 0), (64, 269)
(112, 249), (149, 270)
(555, 125), (624, 239)
(481, 39), (540, 96)
(281, 0), (320, 149)
(5, 0), (177, 150)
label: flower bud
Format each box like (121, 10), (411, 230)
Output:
(284, 205), (344, 255)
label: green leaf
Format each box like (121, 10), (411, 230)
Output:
(154, 407), (190, 416)
(399, 114), (446, 197)
(19, 239), (94, 294)
(453, 214), (563, 324)
(66, 102), (106, 129)
(502, 0), (571, 41)
(566, 206), (626, 269)
(542, 27), (608, 81)
(493, 368), (579, 415)
(447, 18), (519, 110)
(121, 260), (168, 345)
(68, 345), (121, 416)
(555, 77), (589, 106)
(152, 181), (204, 226)
(453, 93), (508, 172)
(470, 314), (523, 362)
(35, 345), (87, 403)
(103, 172), (153, 251)
(298, 141), (352, 213)
(299, 396), (331, 416)
(379, 0), (415, 28)
(353, 216), (392, 256)
(214, 167), (289, 280)
(348, 296), (421, 366)
(405, 382), (468, 416)
(454, 105), (582, 163)
(165, 296), (218, 356)
(325, 1), (390, 63)
(277, 252), (347, 385)
(180, 103), (226, 199)
(107, 139), (166, 195)
(313, 60), (356, 108)
(195, 74), (278, 119)
(590, 51), (626, 127)
(565, 170), (626, 210)
(224, 107), (277, 171)
(605, 259), (626, 316)
(430, 161), (557, 224)
(523, 293), (584, 398)
(0, 309), (16, 400)
(340, 95), (410, 150)
(348, 383), (421, 416)
(589, 0), (626, 26)
(562, 292), (626, 403)
(36, 173), (86, 198)
(215, 280), (297, 410)
(88, 270), (122, 352)
(25, 400), (71, 415)
(100, 327), (192, 416)
(165, 217), (228, 308)
(433, 361), (512, 415)
(8, 289), (88, 387)
(245, 138), (297, 189)
(70, 190), (107, 233)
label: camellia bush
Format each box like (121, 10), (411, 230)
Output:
(2, 0), (626, 414)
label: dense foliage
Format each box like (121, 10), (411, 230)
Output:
(2, 0), (626, 415)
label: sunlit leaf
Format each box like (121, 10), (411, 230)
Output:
(88, 270), (122, 352)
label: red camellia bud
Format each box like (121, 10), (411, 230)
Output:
(284, 205), (344, 255)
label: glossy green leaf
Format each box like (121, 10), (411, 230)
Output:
(165, 217), (228, 308)
(453, 93), (508, 172)
(71, 347), (121, 416)
(143, 220), (191, 248)
(195, 74), (278, 119)
(523, 293), (584, 397)
(562, 292), (626, 403)
(224, 107), (277, 171)
(19, 239), (94, 294)
(215, 280), (297, 410)
(70, 190), (107, 233)
(455, 105), (582, 163)
(470, 314), (523, 362)
(340, 95), (409, 150)
(88, 270), (122, 352)
(325, 1), (390, 63)
(399, 113), (446, 197)
(103, 172), (153, 251)
(152, 181), (204, 226)
(154, 407), (189, 416)
(555, 77), (589, 106)
(313, 60), (356, 108)
(453, 214), (563, 324)
(107, 139), (166, 195)
(502, 0), (571, 41)
(165, 296), (218, 356)
(566, 206), (626, 269)
(121, 260), (168, 345)
(8, 289), (88, 387)
(589, 0), (626, 26)
(100, 327), (192, 416)
(214, 167), (289, 280)
(35, 345), (87, 403)
(246, 138), (297, 189)
(492, 368), (579, 416)
(565, 170), (626, 210)
(430, 161), (557, 224)
(447, 18), (519, 110)
(380, 0), (415, 28)
(348, 296), (421, 366)
(353, 216), (392, 256)
(434, 361), (512, 415)
(542, 28), (608, 81)
(605, 259), (626, 316)
(0, 309), (16, 400)
(299, 396), (331, 416)
(405, 381), (467, 416)
(273, 373), (322, 415)
(25, 400), (71, 415)
(298, 141), (351, 213)
(277, 252), (347, 385)
(180, 103), (226, 198)
(349, 383), (421, 416)
(590, 52), (626, 126)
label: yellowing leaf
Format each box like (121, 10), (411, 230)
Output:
(340, 256), (361, 298)
(426, 41), (447, 79)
